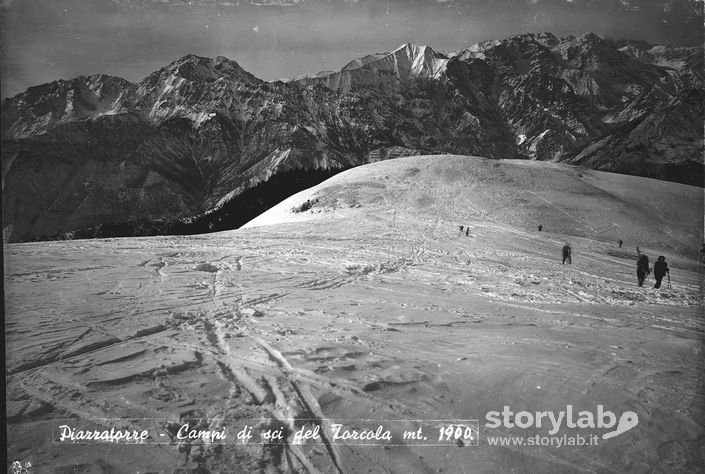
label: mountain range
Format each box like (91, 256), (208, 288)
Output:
(2, 32), (703, 242)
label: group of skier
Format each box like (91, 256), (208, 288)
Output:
(636, 247), (670, 289)
(462, 224), (674, 289)
(560, 241), (669, 289)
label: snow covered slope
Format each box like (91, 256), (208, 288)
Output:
(246, 154), (703, 258)
(5, 155), (704, 472)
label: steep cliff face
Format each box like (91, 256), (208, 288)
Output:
(467, 33), (703, 178)
(2, 32), (703, 242)
(454, 32), (699, 163)
(1, 75), (137, 139)
(1, 114), (182, 242)
(565, 88), (704, 184)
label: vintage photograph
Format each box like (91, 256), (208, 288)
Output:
(2, 0), (704, 472)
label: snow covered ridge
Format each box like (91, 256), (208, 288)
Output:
(2, 32), (703, 242)
(244, 154), (703, 307)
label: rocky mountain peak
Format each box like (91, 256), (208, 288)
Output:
(390, 43), (448, 79)
(294, 42), (448, 92)
(165, 54), (260, 83)
(346, 42), (448, 79)
(558, 33), (621, 67)
(132, 54), (262, 123)
(505, 32), (560, 48)
(138, 54), (260, 89)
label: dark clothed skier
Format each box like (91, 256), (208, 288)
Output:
(538, 225), (543, 232)
(466, 228), (470, 237)
(653, 256), (669, 289)
(636, 248), (650, 287)
(562, 244), (572, 264)
(618, 239), (623, 248)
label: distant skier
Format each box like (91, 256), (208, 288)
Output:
(466, 228), (470, 237)
(636, 247), (650, 287)
(538, 224), (543, 232)
(460, 225), (464, 232)
(618, 239), (623, 248)
(653, 256), (669, 289)
(562, 244), (572, 264)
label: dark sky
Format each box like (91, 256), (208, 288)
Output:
(1, 0), (702, 98)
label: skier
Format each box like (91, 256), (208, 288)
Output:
(562, 244), (572, 265)
(618, 239), (623, 248)
(538, 224), (543, 232)
(466, 228), (470, 237)
(460, 225), (464, 232)
(653, 256), (669, 289)
(636, 247), (650, 287)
